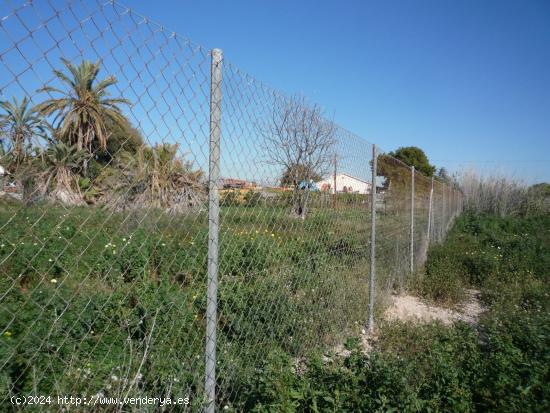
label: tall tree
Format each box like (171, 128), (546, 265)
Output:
(280, 164), (322, 187)
(262, 96), (336, 219)
(37, 59), (129, 154)
(388, 146), (436, 176)
(0, 97), (48, 172)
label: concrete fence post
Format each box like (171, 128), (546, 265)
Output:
(367, 145), (377, 332)
(205, 48), (222, 413)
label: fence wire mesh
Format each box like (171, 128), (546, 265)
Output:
(0, 0), (463, 411)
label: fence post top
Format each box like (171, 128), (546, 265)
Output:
(211, 48), (223, 58)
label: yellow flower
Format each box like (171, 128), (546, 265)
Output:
(3, 331), (12, 337)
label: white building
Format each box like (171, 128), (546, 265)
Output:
(317, 173), (372, 194)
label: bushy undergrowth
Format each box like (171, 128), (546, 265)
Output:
(413, 212), (550, 305)
(0, 201), (374, 410)
(2, 201), (547, 411)
(222, 213), (549, 412)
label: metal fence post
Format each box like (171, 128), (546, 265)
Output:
(410, 166), (415, 274)
(205, 48), (222, 413)
(441, 182), (445, 240)
(451, 188), (455, 222)
(333, 153), (337, 209)
(444, 184), (449, 232)
(367, 145), (377, 332)
(427, 176), (434, 244)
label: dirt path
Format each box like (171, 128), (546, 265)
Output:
(384, 289), (484, 326)
(325, 289), (484, 360)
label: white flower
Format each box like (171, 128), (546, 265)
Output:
(48, 258), (53, 262)
(50, 279), (57, 283)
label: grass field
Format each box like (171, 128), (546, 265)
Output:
(0, 194), (429, 410)
(4, 195), (541, 412)
(228, 212), (549, 412)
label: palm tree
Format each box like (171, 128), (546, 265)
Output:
(37, 58), (130, 154)
(36, 142), (89, 205)
(114, 143), (204, 211)
(0, 97), (48, 172)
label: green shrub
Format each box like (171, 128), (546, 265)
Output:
(243, 190), (263, 207)
(412, 245), (465, 305)
(221, 190), (241, 207)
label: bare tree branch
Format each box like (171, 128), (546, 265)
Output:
(260, 95), (336, 218)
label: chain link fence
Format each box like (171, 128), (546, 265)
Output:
(0, 1), (463, 411)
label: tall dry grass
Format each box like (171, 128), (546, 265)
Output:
(459, 169), (549, 216)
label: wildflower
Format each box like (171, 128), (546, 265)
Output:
(122, 238), (127, 242)
(50, 279), (57, 283)
(271, 233), (275, 237)
(48, 258), (53, 262)
(3, 331), (12, 337)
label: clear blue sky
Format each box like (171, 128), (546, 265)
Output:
(125, 0), (550, 183)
